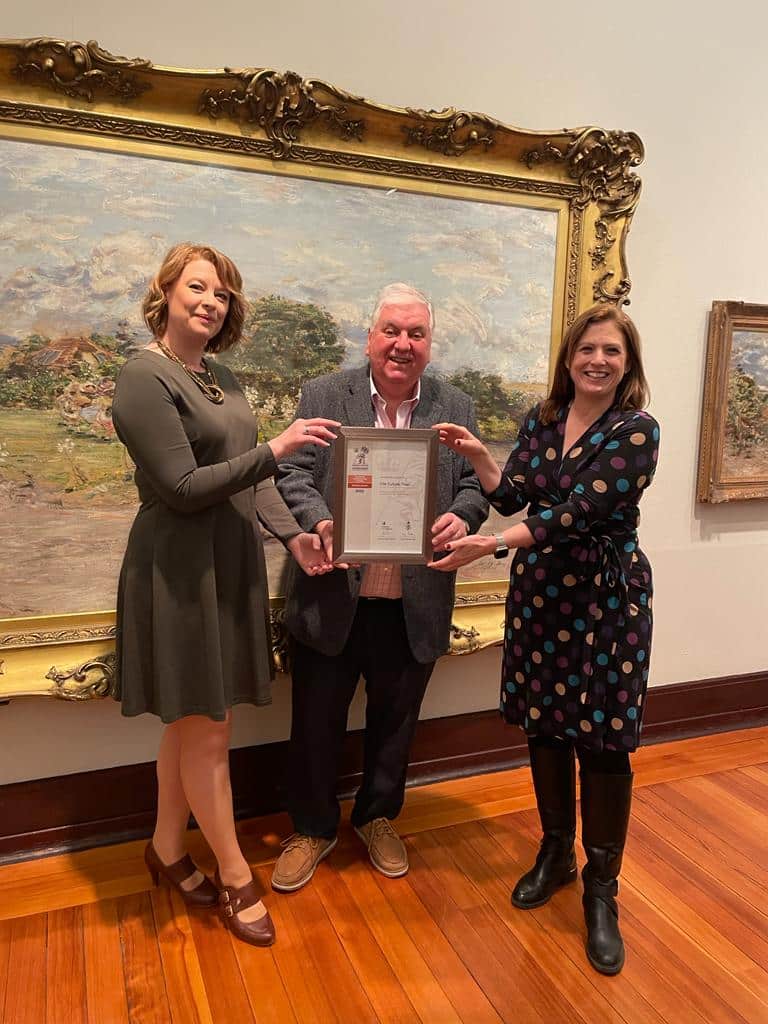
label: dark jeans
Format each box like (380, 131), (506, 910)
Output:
(528, 734), (632, 775)
(288, 598), (435, 839)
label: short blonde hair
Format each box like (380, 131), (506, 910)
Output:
(142, 242), (246, 353)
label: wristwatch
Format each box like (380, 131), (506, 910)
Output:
(493, 534), (510, 559)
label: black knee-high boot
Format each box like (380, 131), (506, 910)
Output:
(580, 769), (633, 975)
(511, 740), (577, 909)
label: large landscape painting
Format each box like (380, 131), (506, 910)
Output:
(0, 136), (559, 617)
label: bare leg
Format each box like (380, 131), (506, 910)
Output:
(177, 712), (266, 922)
(151, 722), (204, 892)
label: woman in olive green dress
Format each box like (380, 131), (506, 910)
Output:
(112, 243), (338, 946)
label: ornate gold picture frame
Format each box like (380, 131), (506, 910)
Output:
(0, 37), (644, 699)
(697, 301), (768, 503)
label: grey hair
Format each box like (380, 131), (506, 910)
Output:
(370, 282), (434, 331)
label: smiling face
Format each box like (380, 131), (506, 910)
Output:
(163, 259), (231, 348)
(365, 300), (432, 402)
(567, 320), (629, 404)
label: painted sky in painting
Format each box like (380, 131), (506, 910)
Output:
(731, 330), (768, 390)
(0, 137), (557, 382)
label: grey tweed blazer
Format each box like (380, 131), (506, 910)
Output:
(276, 365), (489, 663)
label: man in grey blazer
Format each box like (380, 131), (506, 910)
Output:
(272, 283), (488, 891)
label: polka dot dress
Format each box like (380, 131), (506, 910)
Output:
(488, 404), (660, 752)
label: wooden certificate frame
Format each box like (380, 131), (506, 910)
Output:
(332, 428), (438, 564)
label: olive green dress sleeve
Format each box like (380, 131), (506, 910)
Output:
(253, 479), (303, 543)
(112, 357), (278, 515)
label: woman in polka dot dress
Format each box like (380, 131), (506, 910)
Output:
(430, 304), (658, 976)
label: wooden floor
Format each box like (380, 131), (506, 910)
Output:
(0, 727), (766, 1024)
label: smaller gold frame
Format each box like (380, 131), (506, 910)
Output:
(697, 300), (768, 502)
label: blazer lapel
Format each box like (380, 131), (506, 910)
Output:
(343, 365), (375, 427)
(411, 373), (440, 428)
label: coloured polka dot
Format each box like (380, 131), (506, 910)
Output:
(529, 707), (541, 720)
(580, 720), (592, 732)
(592, 479), (608, 494)
(557, 629), (571, 642)
(629, 432), (645, 446)
(611, 717), (623, 730)
(570, 446), (583, 459)
(546, 447), (557, 460)
(563, 575), (577, 587)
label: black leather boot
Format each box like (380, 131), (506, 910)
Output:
(511, 740), (577, 909)
(580, 769), (633, 975)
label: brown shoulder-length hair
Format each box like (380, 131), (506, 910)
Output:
(539, 303), (649, 424)
(142, 242), (246, 353)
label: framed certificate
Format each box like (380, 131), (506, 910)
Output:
(332, 427), (438, 563)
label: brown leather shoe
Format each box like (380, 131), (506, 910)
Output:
(214, 871), (275, 947)
(144, 842), (218, 908)
(354, 818), (408, 878)
(271, 834), (338, 892)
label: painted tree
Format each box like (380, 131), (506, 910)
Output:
(223, 295), (344, 419)
(726, 364), (768, 455)
(445, 367), (530, 441)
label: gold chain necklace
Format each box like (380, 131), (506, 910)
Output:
(156, 339), (224, 404)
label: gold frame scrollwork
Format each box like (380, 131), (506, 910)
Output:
(0, 37), (644, 699)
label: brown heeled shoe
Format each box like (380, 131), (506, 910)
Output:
(144, 842), (218, 908)
(214, 870), (276, 947)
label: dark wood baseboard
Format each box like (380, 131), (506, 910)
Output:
(1, 670), (766, 864)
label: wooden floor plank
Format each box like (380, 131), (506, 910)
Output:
(254, 866), (341, 1024)
(629, 816), (768, 962)
(341, 857), (463, 1023)
(3, 912), (47, 1024)
(312, 856), (420, 1024)
(406, 838), (558, 1024)
(117, 892), (173, 1024)
(617, 844), (768, 1016)
(706, 767), (768, 814)
(186, 904), (257, 1024)
(46, 906), (87, 1024)
(0, 919), (11, 1024)
(663, 776), (768, 867)
(151, 888), (214, 1024)
(618, 893), (752, 1024)
(372, 859), (504, 1024)
(83, 900), (130, 1024)
(271, 862), (379, 1023)
(636, 786), (768, 891)
(231, 922), (298, 1024)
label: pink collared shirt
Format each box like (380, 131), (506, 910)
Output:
(359, 377), (421, 599)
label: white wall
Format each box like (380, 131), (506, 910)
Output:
(2, 1), (767, 784)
